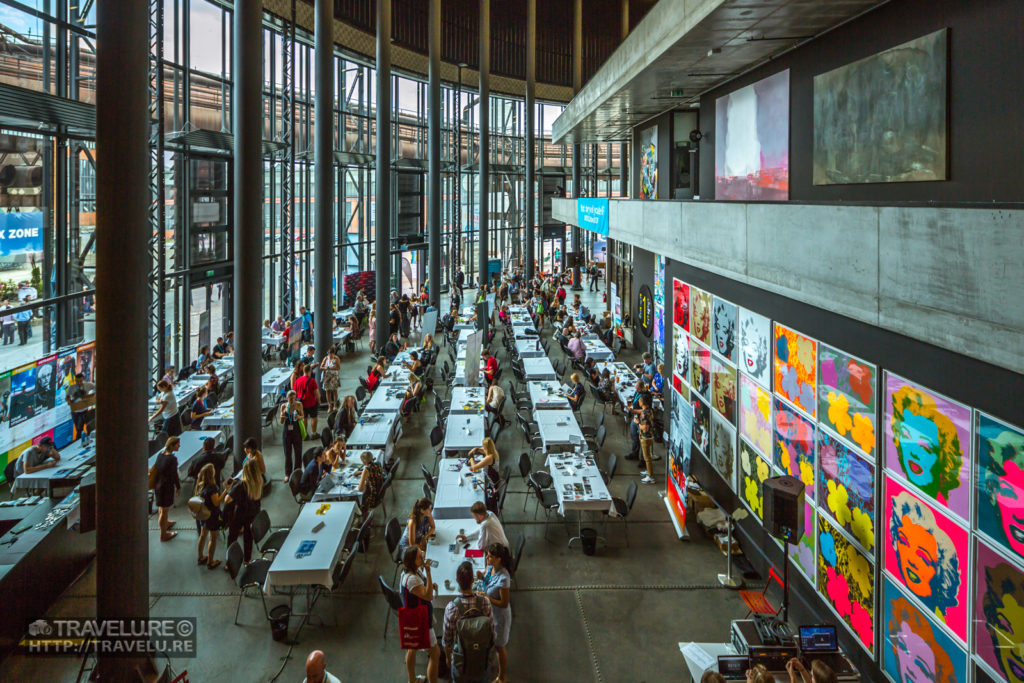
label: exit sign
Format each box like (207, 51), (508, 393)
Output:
(670, 89), (685, 97)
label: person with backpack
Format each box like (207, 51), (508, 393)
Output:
(192, 463), (223, 570)
(442, 561), (495, 683)
(400, 545), (440, 683)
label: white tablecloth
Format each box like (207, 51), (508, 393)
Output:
(583, 340), (614, 362)
(533, 409), (585, 450)
(265, 500), (358, 591)
(528, 381), (570, 410)
(444, 414), (486, 453)
(546, 453), (613, 515)
(362, 385), (406, 413)
(448, 387), (486, 414)
(347, 412), (400, 462)
(514, 338), (544, 358)
(310, 450), (385, 502)
(379, 366), (413, 386)
(424, 518), (487, 602)
(261, 367), (293, 395)
(12, 440), (97, 494)
(433, 459), (486, 519)
(522, 356), (557, 381)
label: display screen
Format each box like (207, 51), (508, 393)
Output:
(799, 625), (837, 653)
(717, 655), (749, 676)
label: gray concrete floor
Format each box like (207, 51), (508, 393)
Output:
(0, 285), (749, 682)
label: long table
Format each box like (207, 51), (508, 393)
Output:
(514, 337), (544, 358)
(361, 385), (406, 413)
(546, 452), (613, 548)
(265, 500), (358, 591)
(262, 367), (293, 395)
(309, 449), (386, 503)
(448, 387), (486, 414)
(346, 411), (401, 463)
(12, 440), (97, 496)
(528, 381), (570, 410)
(533, 409), (585, 451)
(522, 356), (557, 381)
(147, 430), (224, 478)
(433, 459), (485, 519)
(582, 339), (614, 362)
(444, 413), (486, 454)
(423, 518), (487, 603)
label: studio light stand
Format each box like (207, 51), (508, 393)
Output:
(718, 507), (748, 589)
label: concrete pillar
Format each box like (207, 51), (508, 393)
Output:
(570, 0), (583, 291)
(314, 0), (333, 360)
(233, 0), (263, 459)
(375, 0), (392, 350)
(524, 0), (536, 281)
(620, 0), (629, 198)
(427, 0), (441, 308)
(477, 0), (490, 289)
(95, 0), (149, 676)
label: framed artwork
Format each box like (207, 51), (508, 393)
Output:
(639, 125), (658, 199)
(818, 431), (876, 554)
(692, 395), (710, 454)
(976, 540), (1024, 683)
(739, 438), (772, 520)
(672, 375), (689, 401)
(668, 387), (692, 499)
(773, 397), (817, 499)
(691, 288), (712, 346)
(673, 326), (689, 387)
(818, 343), (877, 456)
(673, 278), (690, 331)
(711, 411), (736, 489)
(817, 512), (875, 652)
(739, 308), (771, 389)
(711, 357), (737, 423)
(712, 297), (738, 365)
(884, 373), (971, 521)
(789, 500), (816, 586)
(739, 374), (772, 458)
(883, 577), (968, 683)
(689, 338), (711, 402)
(976, 413), (1024, 566)
(774, 323), (817, 418)
(884, 476), (968, 643)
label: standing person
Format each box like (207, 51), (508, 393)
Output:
(368, 310), (378, 355)
(14, 306), (31, 345)
(389, 303), (402, 338)
(455, 267), (465, 299)
(319, 346), (341, 413)
(153, 436), (181, 542)
(637, 396), (656, 484)
(150, 380), (182, 436)
(223, 458), (263, 563)
(299, 305), (313, 341)
(482, 348), (499, 386)
(294, 364), (321, 437)
(193, 463), (223, 569)
(478, 543), (512, 683)
(398, 293), (412, 337)
(457, 501), (510, 551)
(241, 437), (266, 477)
(442, 561), (495, 683)
(401, 546), (440, 683)
(279, 390), (305, 481)
(0, 301), (14, 345)
(64, 371), (95, 438)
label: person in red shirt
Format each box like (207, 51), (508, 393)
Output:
(483, 348), (499, 386)
(293, 365), (320, 437)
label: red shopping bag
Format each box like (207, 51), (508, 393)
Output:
(398, 604), (432, 650)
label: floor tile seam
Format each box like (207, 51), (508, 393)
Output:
(575, 588), (604, 683)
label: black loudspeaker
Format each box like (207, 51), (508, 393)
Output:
(763, 475), (804, 544)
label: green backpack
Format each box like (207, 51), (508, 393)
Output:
(451, 604), (494, 679)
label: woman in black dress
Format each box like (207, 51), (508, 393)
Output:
(154, 436), (181, 541)
(222, 458), (263, 563)
(398, 293), (412, 337)
(194, 463), (223, 569)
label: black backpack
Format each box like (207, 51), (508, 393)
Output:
(451, 604), (494, 680)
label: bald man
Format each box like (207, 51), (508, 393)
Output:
(303, 649), (341, 683)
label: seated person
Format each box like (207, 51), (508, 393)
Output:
(456, 501), (509, 550)
(498, 306), (511, 325)
(485, 383), (505, 426)
(383, 333), (403, 362)
(633, 352), (656, 383)
(578, 302), (591, 322)
(187, 437), (223, 482)
(224, 332), (235, 353)
(357, 451), (385, 515)
(190, 386), (213, 429)
(324, 438), (347, 470)
(566, 373), (585, 410)
(366, 359), (389, 392)
(15, 436), (60, 476)
(651, 363), (666, 397)
(298, 448), (328, 496)
(270, 316), (287, 333)
(567, 333), (586, 361)
(402, 351), (423, 376)
(212, 337), (230, 359)
(205, 369), (219, 397)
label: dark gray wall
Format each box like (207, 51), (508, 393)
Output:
(631, 246), (654, 349)
(699, 0), (1024, 203)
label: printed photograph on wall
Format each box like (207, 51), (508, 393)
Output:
(819, 344), (876, 456)
(711, 357), (737, 423)
(654, 256), (666, 363)
(714, 69), (790, 200)
(774, 323), (817, 418)
(884, 372), (971, 522)
(691, 288), (711, 346)
(813, 29), (948, 186)
(639, 125), (658, 199)
(712, 297), (738, 365)
(711, 411), (736, 489)
(774, 397), (816, 498)
(739, 374), (772, 458)
(884, 476), (968, 643)
(818, 431), (875, 553)
(673, 325), (690, 387)
(692, 396), (710, 454)
(689, 337), (711, 402)
(668, 387), (693, 498)
(883, 577), (967, 683)
(789, 501), (816, 586)
(976, 540), (1024, 683)
(8, 362), (37, 426)
(817, 512), (875, 652)
(739, 308), (771, 389)
(673, 278), (689, 331)
(976, 413), (1024, 567)
(739, 438), (772, 520)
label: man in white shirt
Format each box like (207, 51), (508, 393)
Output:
(457, 501), (509, 550)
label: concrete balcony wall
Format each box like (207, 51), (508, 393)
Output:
(552, 197), (1024, 375)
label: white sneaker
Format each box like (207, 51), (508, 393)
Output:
(640, 475), (655, 484)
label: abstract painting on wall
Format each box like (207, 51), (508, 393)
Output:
(711, 297), (738, 365)
(711, 411), (736, 489)
(714, 69), (790, 200)
(976, 541), (1024, 683)
(739, 438), (772, 520)
(883, 577), (968, 683)
(884, 476), (968, 643)
(818, 344), (877, 456)
(639, 125), (658, 199)
(818, 431), (875, 553)
(817, 512), (875, 652)
(789, 500), (816, 586)
(689, 337), (711, 402)
(691, 288), (712, 346)
(977, 413), (1024, 566)
(813, 29), (948, 186)
(774, 323), (817, 418)
(711, 357), (737, 423)
(884, 372), (971, 522)
(673, 278), (689, 331)
(672, 325), (690, 392)
(692, 396), (710, 454)
(739, 308), (771, 389)
(774, 397), (816, 498)
(739, 374), (772, 458)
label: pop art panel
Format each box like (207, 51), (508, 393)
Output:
(691, 288), (711, 346)
(819, 343), (877, 456)
(884, 476), (969, 644)
(673, 279), (689, 331)
(884, 373), (971, 522)
(976, 413), (1024, 567)
(739, 374), (772, 458)
(711, 410), (736, 489)
(773, 397), (816, 499)
(673, 325), (689, 387)
(883, 577), (968, 683)
(711, 357), (737, 423)
(774, 323), (817, 418)
(976, 540), (1024, 683)
(817, 513), (875, 653)
(689, 337), (711, 402)
(738, 308), (771, 389)
(790, 501), (816, 586)
(818, 430), (876, 554)
(739, 438), (773, 520)
(712, 297), (738, 365)
(692, 395), (710, 455)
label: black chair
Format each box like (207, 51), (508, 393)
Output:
(600, 453), (618, 485)
(355, 386), (368, 404)
(384, 517), (403, 583)
(422, 482), (434, 501)
(487, 420), (500, 442)
(262, 405), (279, 441)
(346, 510), (375, 561)
(421, 464), (436, 493)
(379, 576), (404, 639)
(517, 453), (532, 503)
(510, 535), (526, 588)
(301, 447), (321, 469)
(589, 383), (610, 414)
(287, 469), (307, 503)
(496, 483), (509, 522)
(251, 510), (271, 548)
(606, 480), (638, 546)
(260, 527), (288, 557)
(331, 549), (356, 593)
(528, 473), (560, 535)
(234, 553), (271, 625)
(582, 411), (605, 438)
(586, 424), (607, 452)
(320, 427), (333, 448)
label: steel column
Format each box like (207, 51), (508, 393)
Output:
(314, 0), (334, 359)
(524, 0), (536, 281)
(375, 0), (392, 351)
(478, 0), (490, 289)
(570, 0), (583, 290)
(95, 0), (150, 676)
(427, 0), (441, 308)
(233, 0), (263, 459)
(280, 0), (296, 320)
(620, 0), (629, 199)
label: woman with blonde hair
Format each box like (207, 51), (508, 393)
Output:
(223, 458), (263, 563)
(468, 437), (503, 513)
(194, 463), (224, 569)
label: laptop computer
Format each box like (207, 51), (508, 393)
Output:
(717, 654), (749, 680)
(798, 625), (855, 675)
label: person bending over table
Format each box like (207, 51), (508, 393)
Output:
(324, 438), (347, 470)
(15, 436), (60, 475)
(366, 358), (389, 392)
(222, 458), (263, 563)
(485, 383), (505, 427)
(152, 436), (181, 542)
(150, 379), (182, 436)
(401, 546), (440, 683)
(334, 395), (358, 439)
(477, 542), (512, 683)
(397, 497), (436, 557)
(633, 352), (657, 384)
(193, 463), (223, 570)
(746, 664), (774, 683)
(442, 561), (495, 682)
(279, 391), (305, 481)
(357, 451), (384, 516)
(212, 336), (230, 359)
(457, 501), (510, 551)
(566, 373), (586, 411)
